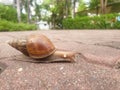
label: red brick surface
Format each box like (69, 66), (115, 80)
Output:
(0, 30), (120, 90)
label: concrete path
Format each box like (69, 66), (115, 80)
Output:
(0, 30), (120, 90)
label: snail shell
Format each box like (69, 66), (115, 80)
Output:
(8, 34), (56, 59)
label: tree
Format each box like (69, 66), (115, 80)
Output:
(65, 0), (69, 17)
(14, 0), (32, 22)
(16, 0), (21, 22)
(26, 0), (31, 23)
(33, 0), (77, 28)
(89, 0), (100, 15)
(100, 0), (108, 14)
(89, 0), (116, 15)
(42, 0), (66, 28)
(34, 2), (42, 21)
(71, 0), (77, 18)
(78, 0), (86, 12)
(13, 0), (21, 22)
(20, 0), (33, 23)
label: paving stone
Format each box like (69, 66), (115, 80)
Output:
(0, 30), (120, 90)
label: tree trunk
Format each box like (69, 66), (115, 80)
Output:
(13, 0), (16, 8)
(71, 0), (76, 18)
(96, 0), (99, 15)
(104, 0), (108, 13)
(27, 0), (31, 23)
(65, 0), (68, 18)
(16, 0), (21, 22)
(100, 0), (107, 14)
(72, 0), (77, 18)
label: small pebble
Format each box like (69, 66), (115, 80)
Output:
(60, 67), (64, 70)
(18, 68), (23, 72)
(64, 54), (67, 58)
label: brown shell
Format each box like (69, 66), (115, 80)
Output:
(8, 34), (56, 59)
(26, 34), (56, 59)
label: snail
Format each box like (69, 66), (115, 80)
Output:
(7, 34), (78, 63)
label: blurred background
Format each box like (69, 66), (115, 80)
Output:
(0, 0), (120, 31)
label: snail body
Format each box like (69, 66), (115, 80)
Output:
(8, 34), (77, 62)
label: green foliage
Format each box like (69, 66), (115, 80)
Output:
(0, 20), (37, 31)
(89, 0), (99, 10)
(21, 14), (28, 23)
(0, 4), (17, 22)
(63, 13), (120, 29)
(78, 0), (86, 11)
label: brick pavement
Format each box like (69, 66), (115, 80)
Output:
(0, 30), (120, 90)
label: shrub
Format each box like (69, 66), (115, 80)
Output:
(0, 4), (17, 22)
(62, 13), (120, 29)
(0, 20), (37, 31)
